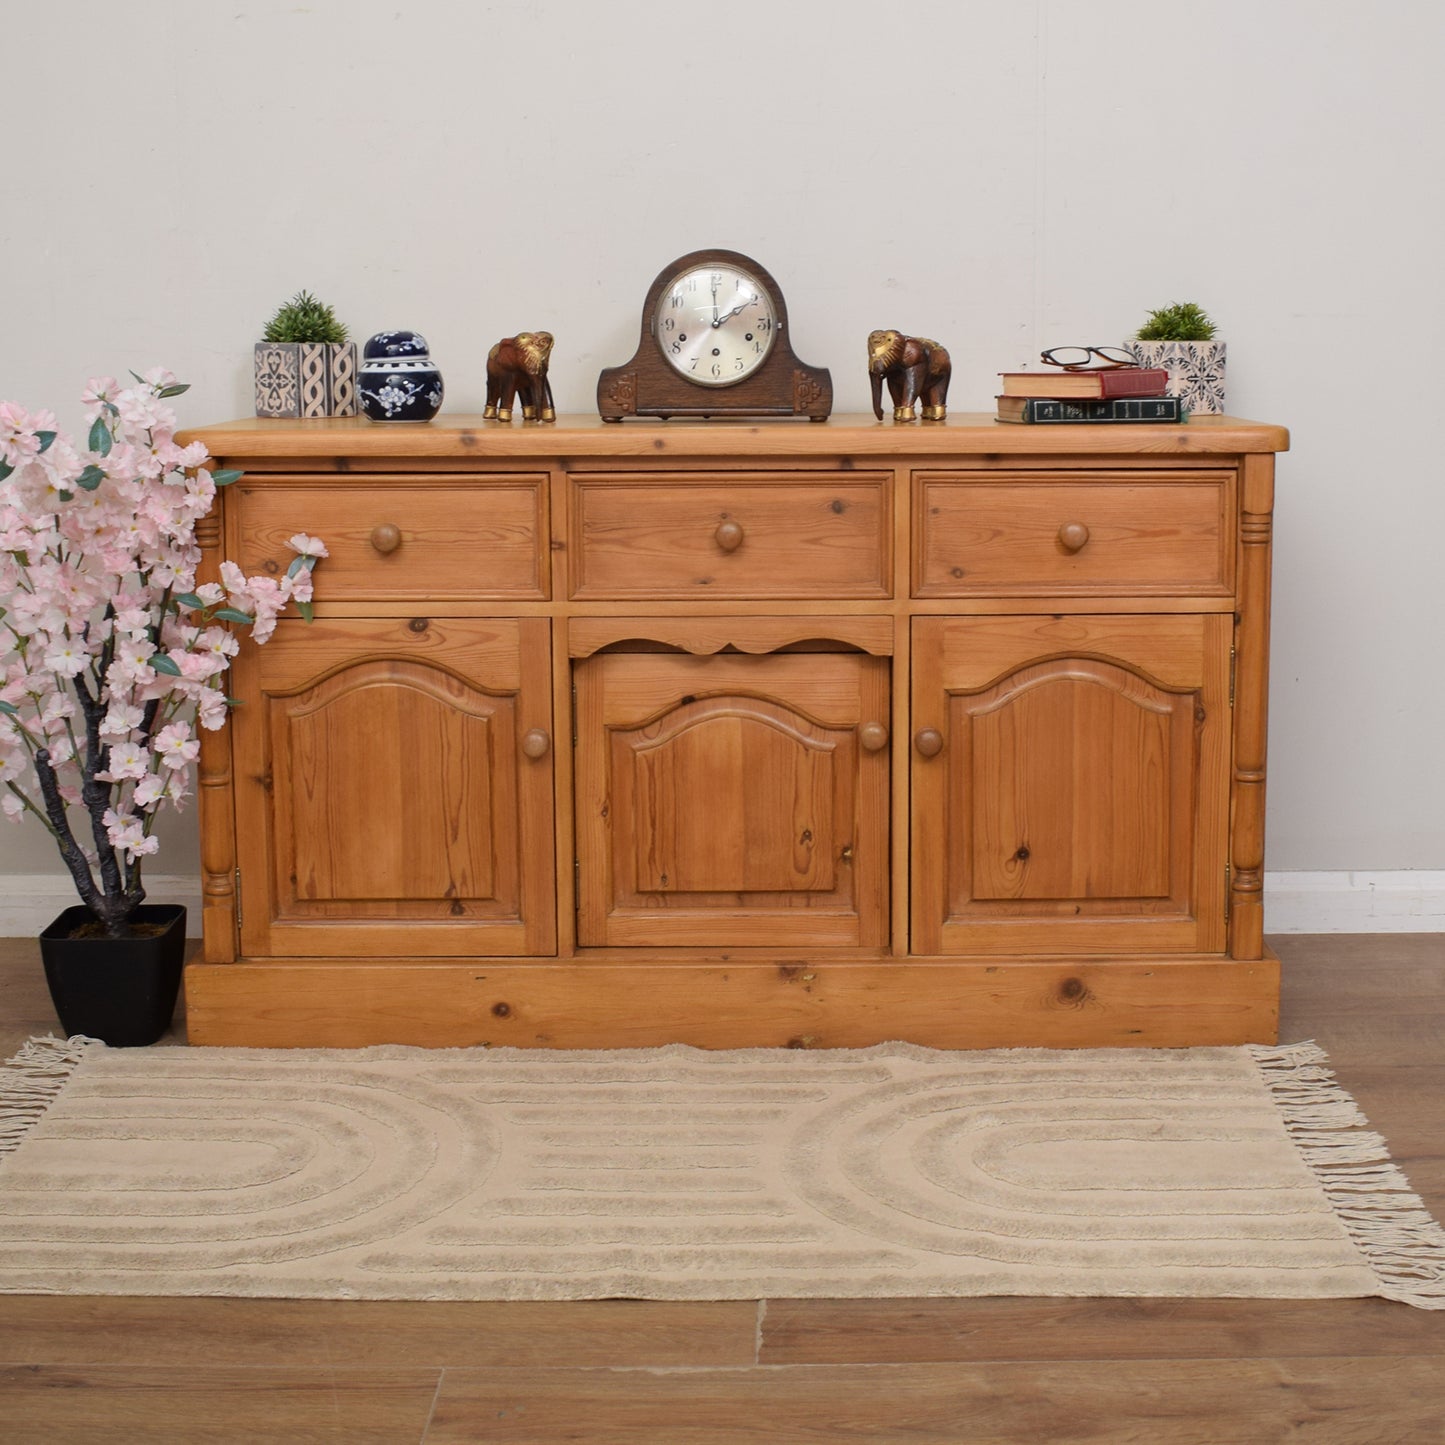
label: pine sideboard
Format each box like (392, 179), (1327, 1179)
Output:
(180, 413), (1287, 1049)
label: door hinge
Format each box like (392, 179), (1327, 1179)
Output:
(1229, 645), (1237, 708)
(571, 682), (578, 746)
(574, 857), (581, 909)
(235, 867), (243, 929)
(1224, 864), (1232, 921)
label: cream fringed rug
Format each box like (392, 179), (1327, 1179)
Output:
(2, 1037), (1443, 1308)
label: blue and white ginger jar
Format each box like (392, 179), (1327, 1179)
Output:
(359, 331), (444, 422)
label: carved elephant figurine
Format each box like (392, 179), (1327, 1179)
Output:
(484, 331), (556, 422)
(867, 330), (951, 422)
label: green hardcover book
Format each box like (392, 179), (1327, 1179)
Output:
(995, 395), (1185, 424)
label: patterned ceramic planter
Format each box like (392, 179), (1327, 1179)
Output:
(1126, 340), (1227, 415)
(359, 331), (444, 423)
(254, 341), (360, 418)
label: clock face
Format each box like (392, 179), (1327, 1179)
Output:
(652, 263), (778, 387)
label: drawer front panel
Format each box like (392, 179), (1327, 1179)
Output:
(234, 476), (548, 600)
(914, 472), (1233, 597)
(569, 472), (891, 599)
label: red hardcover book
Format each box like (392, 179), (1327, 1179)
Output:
(998, 367), (1170, 399)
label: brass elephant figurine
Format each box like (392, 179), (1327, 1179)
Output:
(867, 330), (951, 422)
(484, 331), (556, 422)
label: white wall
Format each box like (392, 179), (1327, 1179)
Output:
(3, 0), (1443, 912)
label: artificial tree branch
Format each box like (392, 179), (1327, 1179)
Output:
(32, 747), (105, 920)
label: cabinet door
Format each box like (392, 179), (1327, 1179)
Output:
(575, 652), (890, 948)
(232, 617), (555, 957)
(911, 615), (1230, 955)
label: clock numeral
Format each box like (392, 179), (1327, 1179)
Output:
(755, 316), (772, 332)
(670, 340), (682, 354)
(670, 290), (685, 308)
(755, 341), (765, 354)
(711, 362), (722, 378)
(689, 357), (699, 370)
(734, 357), (745, 371)
(663, 316), (675, 332)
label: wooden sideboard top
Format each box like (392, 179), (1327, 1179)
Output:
(182, 413), (1289, 460)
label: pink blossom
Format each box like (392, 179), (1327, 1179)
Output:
(0, 402), (43, 469)
(112, 606), (153, 638)
(42, 637), (90, 678)
(101, 702), (144, 738)
(153, 721), (199, 770)
(99, 741), (151, 781)
(288, 533), (329, 559)
(102, 808), (157, 861)
(81, 377), (120, 419)
(132, 773), (166, 809)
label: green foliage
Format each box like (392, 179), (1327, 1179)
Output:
(1135, 302), (1218, 341)
(262, 290), (349, 345)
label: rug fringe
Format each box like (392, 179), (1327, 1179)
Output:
(0, 1035), (98, 1161)
(1251, 1040), (1445, 1310)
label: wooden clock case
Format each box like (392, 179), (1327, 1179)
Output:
(596, 249), (833, 420)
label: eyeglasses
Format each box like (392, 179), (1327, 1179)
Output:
(1040, 346), (1138, 371)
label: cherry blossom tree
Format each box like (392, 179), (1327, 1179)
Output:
(0, 370), (325, 935)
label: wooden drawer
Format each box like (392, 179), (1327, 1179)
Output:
(568, 472), (891, 599)
(233, 476), (548, 601)
(913, 471), (1233, 597)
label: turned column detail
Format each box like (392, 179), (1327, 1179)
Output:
(193, 507), (239, 961)
(1229, 454), (1275, 959)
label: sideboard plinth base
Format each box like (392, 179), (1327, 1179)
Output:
(183, 951), (1280, 1051)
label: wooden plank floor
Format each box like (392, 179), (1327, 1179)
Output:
(1, 934), (1442, 1443)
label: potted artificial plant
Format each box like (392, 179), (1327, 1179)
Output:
(1127, 302), (1226, 414)
(254, 289), (359, 419)
(0, 369), (326, 1044)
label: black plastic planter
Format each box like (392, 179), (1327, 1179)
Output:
(39, 904), (187, 1047)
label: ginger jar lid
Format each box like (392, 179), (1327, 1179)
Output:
(363, 330), (430, 361)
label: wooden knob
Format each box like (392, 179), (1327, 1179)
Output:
(859, 721), (889, 752)
(521, 729), (550, 759)
(914, 728), (944, 758)
(714, 519), (745, 552)
(370, 523), (402, 555)
(1058, 522), (1090, 554)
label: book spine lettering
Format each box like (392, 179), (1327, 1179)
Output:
(1011, 397), (1184, 423)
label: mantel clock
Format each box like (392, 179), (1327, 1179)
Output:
(597, 249), (832, 420)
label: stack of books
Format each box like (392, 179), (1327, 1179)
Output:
(995, 367), (1182, 424)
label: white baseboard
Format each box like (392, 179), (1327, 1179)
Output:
(0, 876), (204, 938)
(1263, 871), (1445, 934)
(0, 871), (1440, 939)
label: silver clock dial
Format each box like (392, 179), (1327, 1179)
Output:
(653, 264), (778, 386)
